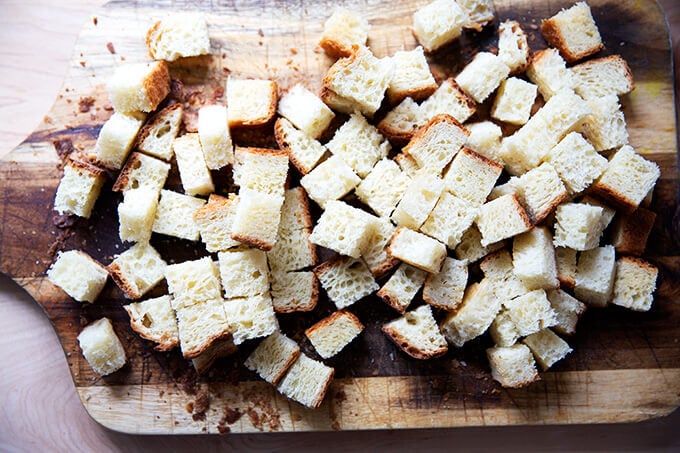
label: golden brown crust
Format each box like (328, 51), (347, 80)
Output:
(617, 256), (658, 274)
(305, 309), (364, 339)
(612, 207), (657, 256)
(531, 190), (568, 225)
(193, 193), (238, 222)
(403, 114), (468, 157)
(122, 304), (180, 352)
(378, 121), (418, 147)
(145, 20), (161, 59)
(112, 152), (143, 192)
(143, 61), (171, 111)
(309, 367), (335, 409)
(385, 227), (405, 260)
(182, 330), (233, 360)
(107, 262), (141, 299)
(191, 337), (237, 374)
(312, 255), (343, 279)
(272, 272), (319, 314)
(381, 324), (448, 360)
(508, 194), (534, 229)
(67, 157), (107, 178)
(572, 55), (635, 93)
(320, 86), (357, 115)
(319, 37), (354, 59)
(370, 256), (400, 280)
(589, 182), (638, 214)
(387, 83), (437, 106)
(540, 19), (603, 63)
(135, 103), (183, 154)
(376, 286), (408, 314)
(228, 81), (278, 128)
(557, 275), (576, 290)
(322, 44), (361, 89)
(292, 187), (314, 231)
(445, 78), (478, 114)
(230, 233), (273, 252)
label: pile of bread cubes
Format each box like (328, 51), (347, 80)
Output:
(47, 0), (661, 409)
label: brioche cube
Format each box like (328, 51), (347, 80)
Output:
(387, 227), (447, 274)
(278, 84), (334, 139)
(403, 114), (469, 174)
(579, 95), (629, 152)
(193, 194), (240, 253)
(226, 78), (277, 127)
(95, 112), (146, 170)
(455, 52), (510, 103)
(421, 192), (478, 249)
(515, 163), (568, 224)
(230, 188), (284, 251)
(498, 20), (530, 74)
(611, 257), (658, 312)
(300, 155), (360, 208)
(54, 158), (106, 218)
(391, 171), (444, 230)
(526, 49), (575, 101)
(523, 329), (572, 371)
(383, 304), (448, 359)
(440, 279), (502, 347)
(274, 118), (327, 175)
(173, 133), (214, 196)
(547, 289), (586, 336)
(377, 263), (428, 314)
(191, 337), (237, 375)
(146, 13), (210, 61)
(232, 147), (289, 197)
(491, 77), (537, 126)
(244, 331), (301, 385)
(476, 194), (532, 247)
(314, 256), (379, 309)
(487, 344), (539, 388)
(423, 257), (468, 311)
(326, 113), (390, 178)
(361, 216), (399, 278)
(455, 225), (505, 263)
(574, 245), (616, 307)
(118, 187), (159, 243)
(173, 297), (231, 358)
(107, 242), (166, 299)
(113, 152), (170, 194)
(459, 0), (495, 30)
(78, 318), (127, 376)
(541, 1), (603, 63)
(318, 7), (369, 57)
(387, 46), (437, 104)
(481, 249), (530, 302)
(356, 158), (410, 218)
(553, 202), (606, 251)
(107, 61), (170, 113)
(611, 207), (656, 256)
(306, 310), (364, 359)
(512, 227), (559, 291)
(270, 270), (318, 313)
(277, 353), (334, 409)
(489, 310), (520, 347)
(465, 121), (503, 164)
(217, 248), (269, 299)
(421, 78), (477, 124)
(503, 289), (558, 337)
(444, 147), (503, 207)
(309, 200), (379, 258)
(223, 293), (279, 345)
(412, 0), (467, 52)
(572, 55), (635, 100)
(47, 250), (108, 303)
(545, 132), (608, 195)
(136, 104), (183, 161)
(555, 247), (578, 289)
(152, 189), (206, 241)
(124, 295), (179, 351)
(165, 257), (221, 305)
(198, 105), (233, 170)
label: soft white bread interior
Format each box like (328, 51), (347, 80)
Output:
(146, 13), (210, 61)
(47, 250), (108, 303)
(78, 317), (127, 376)
(382, 304), (448, 359)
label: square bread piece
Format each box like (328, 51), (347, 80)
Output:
(306, 310), (364, 359)
(459, 0), (495, 30)
(387, 227), (447, 274)
(198, 104), (233, 170)
(515, 163), (568, 224)
(611, 257), (658, 312)
(270, 270), (318, 313)
(574, 245), (616, 307)
(491, 77), (537, 126)
(107, 242), (167, 300)
(394, 150), (421, 178)
(377, 263), (428, 313)
(173, 297), (232, 359)
(113, 151), (170, 195)
(581, 195), (617, 230)
(309, 200), (379, 259)
(277, 353), (335, 409)
(193, 193), (240, 253)
(277, 83), (334, 139)
(553, 202), (606, 251)
(172, 133), (214, 196)
(523, 328), (573, 371)
(78, 317), (127, 376)
(326, 113), (391, 178)
(232, 147), (289, 197)
(475, 194), (532, 247)
(391, 171), (444, 230)
(465, 121), (503, 164)
(487, 344), (539, 388)
(268, 219), (317, 272)
(579, 95), (629, 152)
(412, 0), (467, 52)
(47, 250), (108, 303)
(191, 337), (237, 375)
(123, 295), (179, 351)
(318, 7), (369, 57)
(480, 249), (530, 303)
(54, 158), (106, 219)
(107, 61), (170, 113)
(489, 310), (520, 347)
(555, 246), (578, 289)
(503, 289), (558, 337)
(300, 155), (360, 208)
(420, 191), (478, 249)
(444, 147), (503, 207)
(498, 20), (530, 74)
(387, 46), (437, 104)
(547, 288), (586, 336)
(223, 293), (279, 345)
(230, 188), (284, 251)
(525, 48), (575, 101)
(278, 187), (313, 232)
(440, 279), (502, 347)
(314, 256), (379, 309)
(152, 189), (206, 241)
(455, 225), (505, 263)
(383, 304), (448, 359)
(356, 158), (410, 218)
(118, 187), (159, 243)
(571, 55), (634, 100)
(146, 13), (210, 61)
(244, 331), (301, 385)
(541, 1), (603, 63)
(611, 207), (656, 256)
(274, 117), (327, 175)
(421, 78), (477, 124)
(95, 112), (145, 170)
(360, 216), (399, 278)
(423, 257), (468, 311)
(218, 248), (270, 299)
(455, 52), (510, 103)
(545, 132), (607, 195)
(403, 114), (468, 175)
(226, 77), (277, 127)
(135, 104), (183, 161)
(165, 256), (221, 305)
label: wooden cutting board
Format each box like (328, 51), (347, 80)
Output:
(1, 0), (679, 434)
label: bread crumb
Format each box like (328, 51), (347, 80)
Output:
(106, 42), (116, 54)
(93, 17), (98, 26)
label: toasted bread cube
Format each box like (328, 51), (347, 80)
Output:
(152, 189), (206, 241)
(118, 187), (159, 243)
(78, 318), (127, 376)
(309, 200), (379, 258)
(387, 227), (447, 274)
(498, 20), (530, 74)
(113, 152), (170, 195)
(377, 263), (428, 313)
(465, 121), (503, 164)
(440, 279), (502, 347)
(489, 310), (520, 347)
(574, 245), (616, 307)
(515, 163), (568, 224)
(547, 289), (586, 336)
(541, 1), (603, 63)
(487, 344), (539, 388)
(611, 257), (658, 312)
(277, 353), (334, 409)
(47, 250), (108, 303)
(555, 247), (578, 289)
(270, 270), (318, 313)
(124, 295), (179, 351)
(173, 297), (231, 358)
(553, 202), (606, 251)
(356, 159), (410, 218)
(412, 0), (467, 52)
(579, 95), (629, 152)
(459, 0), (495, 30)
(173, 133), (214, 196)
(480, 249), (530, 302)
(233, 147), (289, 197)
(276, 188), (314, 233)
(455, 225), (505, 263)
(274, 118), (327, 175)
(300, 155), (360, 208)
(383, 304), (448, 359)
(526, 49), (575, 101)
(217, 248), (269, 299)
(244, 331), (301, 385)
(54, 158), (106, 219)
(444, 147), (503, 207)
(326, 113), (390, 178)
(198, 105), (233, 170)
(193, 194), (240, 253)
(572, 55), (635, 100)
(361, 216), (399, 278)
(378, 98), (424, 146)
(267, 225), (316, 273)
(191, 337), (237, 375)
(504, 289), (558, 337)
(135, 104), (183, 161)
(278, 84), (334, 139)
(512, 227), (559, 291)
(523, 329), (572, 371)
(165, 257), (221, 305)
(107, 61), (170, 113)
(223, 293), (279, 345)
(95, 112), (146, 170)
(545, 132), (607, 195)
(318, 7), (369, 58)
(107, 242), (166, 299)
(391, 171), (444, 230)
(306, 310), (364, 359)
(423, 257), (468, 311)
(421, 192), (478, 249)
(230, 188), (284, 251)
(387, 46), (437, 104)
(421, 78), (477, 124)
(611, 207), (656, 256)
(314, 256), (379, 309)
(394, 150), (421, 178)
(491, 77), (537, 126)
(226, 78), (277, 127)
(476, 194), (532, 247)
(146, 13), (210, 61)
(403, 114), (469, 174)
(455, 52), (510, 103)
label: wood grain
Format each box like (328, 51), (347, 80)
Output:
(1, 0), (680, 439)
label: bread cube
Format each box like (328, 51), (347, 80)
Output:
(356, 159), (410, 218)
(113, 151), (170, 195)
(244, 331), (300, 385)
(572, 55), (634, 100)
(455, 52), (510, 103)
(523, 329), (572, 371)
(541, 1), (603, 63)
(515, 163), (568, 224)
(455, 225), (505, 263)
(270, 270), (318, 313)
(314, 256), (379, 309)
(574, 245), (616, 307)
(267, 189), (317, 272)
(136, 104), (183, 161)
(489, 310), (520, 347)
(318, 7), (369, 57)
(498, 20), (530, 74)
(226, 77), (277, 127)
(423, 257), (468, 311)
(165, 257), (221, 305)
(173, 297), (231, 358)
(118, 187), (159, 243)
(95, 112), (146, 170)
(361, 216), (399, 278)
(78, 318), (127, 376)
(480, 249), (530, 302)
(173, 133), (214, 196)
(306, 310), (364, 359)
(377, 263), (428, 313)
(300, 155), (360, 208)
(491, 77), (537, 125)
(403, 114), (469, 174)
(278, 84), (334, 139)
(444, 147), (503, 207)
(611, 207), (656, 256)
(326, 113), (390, 178)
(54, 158), (106, 219)
(309, 200), (379, 258)
(579, 95), (629, 152)
(503, 289), (558, 337)
(476, 194), (532, 247)
(274, 118), (327, 175)
(191, 337), (237, 375)
(277, 353), (334, 409)
(459, 0), (495, 30)
(193, 194), (240, 253)
(394, 150), (421, 178)
(421, 78), (477, 124)
(412, 0), (467, 52)
(152, 189), (206, 241)
(223, 293), (279, 345)
(198, 105), (233, 170)
(387, 46), (437, 104)
(217, 248), (269, 299)
(107, 61), (170, 113)
(553, 202), (605, 251)
(421, 192), (478, 249)
(465, 121), (503, 164)
(233, 147), (289, 197)
(391, 171), (444, 230)
(512, 227), (559, 291)
(146, 13), (210, 61)
(440, 279), (502, 347)
(487, 344), (539, 388)
(47, 250), (108, 303)
(611, 257), (658, 312)
(547, 289), (586, 336)
(526, 49), (575, 101)
(581, 196), (617, 231)
(378, 98), (424, 146)
(278, 187), (314, 232)
(545, 132), (607, 195)
(107, 242), (166, 299)
(124, 295), (179, 351)
(383, 304), (448, 359)
(230, 188), (284, 251)
(555, 247), (578, 289)
(387, 227), (447, 274)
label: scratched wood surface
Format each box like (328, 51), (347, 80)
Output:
(0, 0), (679, 434)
